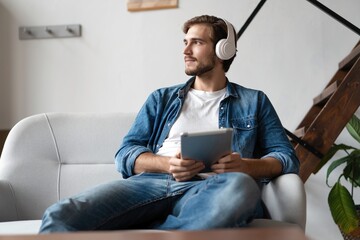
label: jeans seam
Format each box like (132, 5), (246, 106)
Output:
(94, 176), (184, 230)
(94, 195), (169, 230)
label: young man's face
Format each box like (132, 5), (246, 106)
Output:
(183, 24), (218, 76)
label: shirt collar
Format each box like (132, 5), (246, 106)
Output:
(178, 77), (239, 99)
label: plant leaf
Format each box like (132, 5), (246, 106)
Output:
(346, 115), (360, 144)
(328, 182), (359, 234)
(343, 150), (360, 187)
(314, 143), (355, 174)
(326, 155), (353, 187)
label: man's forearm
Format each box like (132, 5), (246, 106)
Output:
(212, 154), (283, 179)
(241, 157), (283, 179)
(133, 152), (171, 174)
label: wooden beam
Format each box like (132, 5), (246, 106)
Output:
(339, 41), (360, 70)
(298, 57), (360, 182)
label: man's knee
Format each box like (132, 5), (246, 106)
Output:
(217, 172), (259, 193)
(213, 173), (261, 209)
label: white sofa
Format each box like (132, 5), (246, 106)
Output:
(0, 113), (306, 234)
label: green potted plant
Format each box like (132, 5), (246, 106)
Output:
(315, 114), (360, 238)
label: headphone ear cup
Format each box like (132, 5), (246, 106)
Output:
(215, 38), (236, 60)
(215, 19), (236, 60)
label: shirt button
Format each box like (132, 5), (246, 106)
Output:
(247, 124), (251, 128)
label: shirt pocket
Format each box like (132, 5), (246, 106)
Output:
(230, 116), (258, 157)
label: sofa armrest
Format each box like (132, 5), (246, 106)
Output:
(0, 180), (18, 221)
(261, 174), (306, 230)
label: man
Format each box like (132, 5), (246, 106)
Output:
(39, 15), (299, 232)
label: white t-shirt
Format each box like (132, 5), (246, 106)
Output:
(157, 87), (227, 157)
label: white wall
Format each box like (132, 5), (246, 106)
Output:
(0, 0), (359, 239)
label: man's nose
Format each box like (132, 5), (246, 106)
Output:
(183, 44), (191, 55)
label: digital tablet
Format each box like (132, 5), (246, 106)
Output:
(180, 128), (233, 172)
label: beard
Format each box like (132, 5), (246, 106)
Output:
(185, 55), (216, 76)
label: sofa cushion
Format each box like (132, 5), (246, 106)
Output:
(0, 113), (135, 220)
(0, 220), (41, 234)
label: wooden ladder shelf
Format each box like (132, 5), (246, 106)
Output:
(293, 41), (360, 182)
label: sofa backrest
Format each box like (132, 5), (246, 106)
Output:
(0, 112), (135, 220)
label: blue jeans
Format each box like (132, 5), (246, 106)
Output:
(39, 172), (263, 233)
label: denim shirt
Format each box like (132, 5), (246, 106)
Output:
(115, 77), (299, 179)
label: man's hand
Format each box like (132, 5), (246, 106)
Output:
(169, 151), (205, 182)
(211, 152), (246, 173)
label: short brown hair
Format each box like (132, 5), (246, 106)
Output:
(183, 15), (237, 72)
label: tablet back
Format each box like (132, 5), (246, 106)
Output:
(181, 128), (233, 172)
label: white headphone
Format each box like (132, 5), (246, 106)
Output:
(215, 18), (237, 60)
